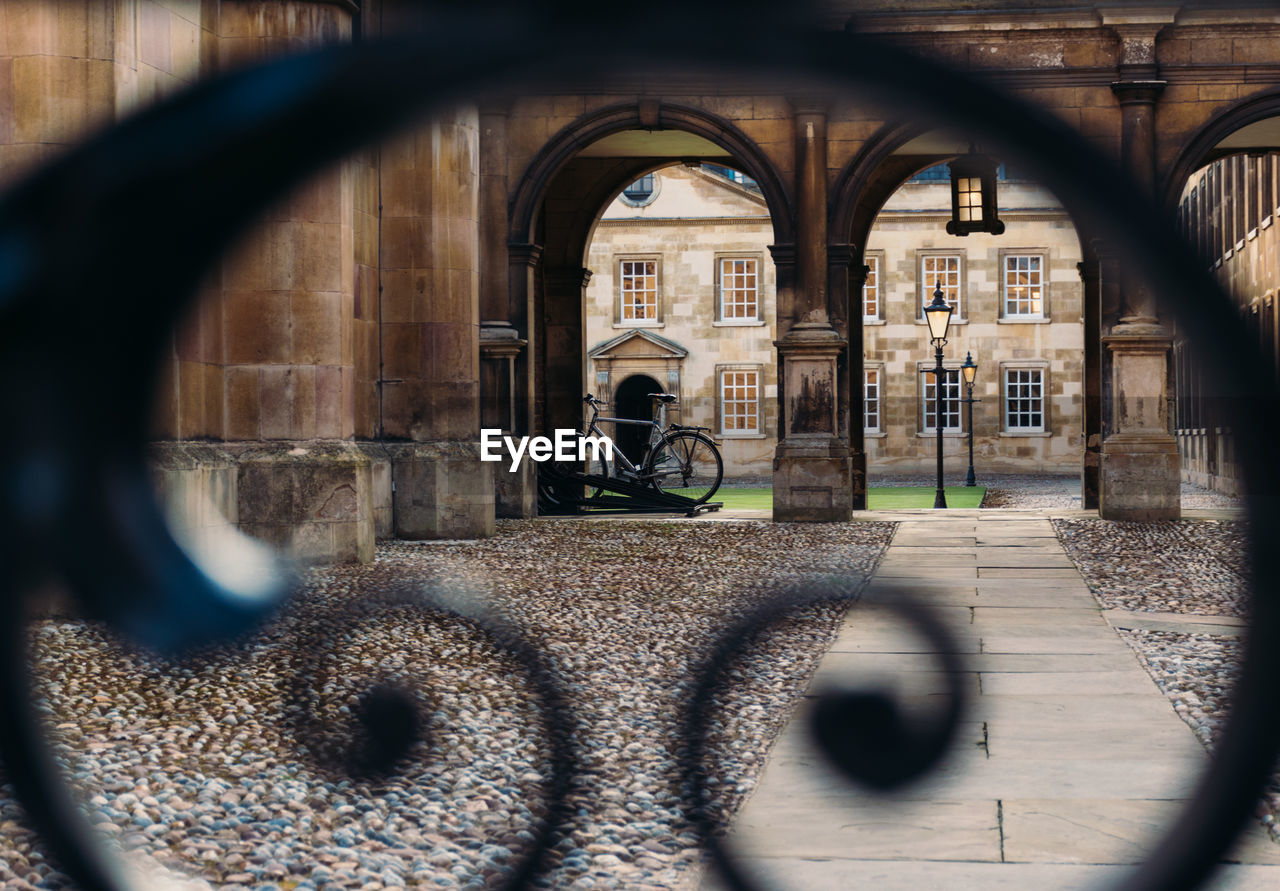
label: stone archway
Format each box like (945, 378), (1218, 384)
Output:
(829, 123), (1098, 508)
(492, 101), (794, 515)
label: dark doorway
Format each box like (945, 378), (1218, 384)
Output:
(613, 374), (662, 466)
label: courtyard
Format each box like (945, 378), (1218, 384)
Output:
(2, 477), (1274, 889)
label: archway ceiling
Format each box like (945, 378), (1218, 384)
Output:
(1215, 116), (1280, 152)
(891, 131), (971, 156)
(576, 130), (732, 158)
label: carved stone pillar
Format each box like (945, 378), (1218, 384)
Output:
(1098, 11), (1179, 520)
(772, 103), (852, 522)
(478, 106), (535, 517)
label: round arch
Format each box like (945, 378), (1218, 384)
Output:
(509, 101), (795, 247)
(829, 121), (931, 254)
(827, 120), (1100, 505)
(1162, 87), (1280, 212)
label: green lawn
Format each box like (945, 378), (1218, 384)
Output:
(867, 486), (986, 509)
(710, 486), (986, 510)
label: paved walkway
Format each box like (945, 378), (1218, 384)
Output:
(705, 510), (1280, 890)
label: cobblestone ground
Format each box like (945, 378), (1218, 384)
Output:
(0, 519), (893, 890)
(1052, 516), (1279, 844)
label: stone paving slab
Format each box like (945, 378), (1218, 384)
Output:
(706, 513), (1279, 890)
(707, 859), (1280, 890)
(978, 669), (1158, 696)
(1104, 609), (1248, 636)
(1002, 799), (1280, 865)
(813, 651), (1144, 677)
(978, 567), (1083, 578)
(730, 797), (1001, 862)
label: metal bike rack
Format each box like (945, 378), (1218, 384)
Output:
(536, 462), (723, 517)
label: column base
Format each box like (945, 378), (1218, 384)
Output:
(233, 442), (376, 564)
(850, 447), (867, 511)
(386, 442), (495, 539)
(773, 440), (853, 522)
(1100, 433), (1180, 521)
(495, 456), (537, 518)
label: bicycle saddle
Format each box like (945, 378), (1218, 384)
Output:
(648, 393), (678, 403)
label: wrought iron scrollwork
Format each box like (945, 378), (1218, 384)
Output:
(681, 590), (968, 891)
(282, 586), (578, 888)
(0, 5), (1278, 890)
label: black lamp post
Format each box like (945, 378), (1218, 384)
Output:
(923, 283), (955, 509)
(961, 351), (979, 487)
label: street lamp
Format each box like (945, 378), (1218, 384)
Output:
(945, 152), (1006, 237)
(923, 283), (954, 509)
(961, 352), (979, 487)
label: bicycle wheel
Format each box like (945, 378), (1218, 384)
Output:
(646, 431), (723, 505)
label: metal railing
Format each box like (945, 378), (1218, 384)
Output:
(1, 6), (1278, 890)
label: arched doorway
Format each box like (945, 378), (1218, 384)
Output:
(612, 374), (663, 467)
(506, 102), (788, 445)
(831, 125), (1095, 507)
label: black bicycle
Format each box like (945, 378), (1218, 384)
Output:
(580, 393), (723, 505)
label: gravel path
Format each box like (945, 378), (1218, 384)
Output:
(1051, 517), (1278, 844)
(1, 519), (893, 890)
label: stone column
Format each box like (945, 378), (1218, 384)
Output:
(1078, 252), (1102, 510)
(772, 103), (852, 522)
(477, 105), (534, 517)
(378, 107), (494, 539)
(1098, 13), (1180, 520)
(212, 2), (374, 562)
(831, 243), (867, 510)
(543, 266), (592, 436)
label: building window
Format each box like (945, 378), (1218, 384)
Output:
(1004, 368), (1045, 432)
(619, 259), (658, 322)
(922, 370), (962, 432)
(863, 254), (881, 321)
(1003, 254), (1044, 318)
(920, 254), (961, 319)
(620, 173), (658, 207)
(718, 257), (759, 320)
(720, 368), (760, 434)
(864, 367), (881, 432)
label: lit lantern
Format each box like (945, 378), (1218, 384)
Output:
(946, 154), (1005, 236)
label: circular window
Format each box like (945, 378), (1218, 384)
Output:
(619, 172), (660, 207)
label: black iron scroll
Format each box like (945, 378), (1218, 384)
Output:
(0, 4), (1277, 890)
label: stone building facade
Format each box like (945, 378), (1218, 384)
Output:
(9, 2), (1280, 559)
(584, 164), (778, 477)
(584, 163), (1084, 479)
(1175, 150), (1280, 494)
(865, 169), (1084, 474)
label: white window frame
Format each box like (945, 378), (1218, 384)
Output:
(618, 257), (660, 323)
(1002, 253), (1046, 319)
(862, 253), (882, 323)
(919, 253), (963, 321)
(716, 255), (761, 323)
(863, 366), (883, 433)
(920, 365), (963, 433)
(719, 366), (761, 436)
(1003, 367), (1046, 433)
